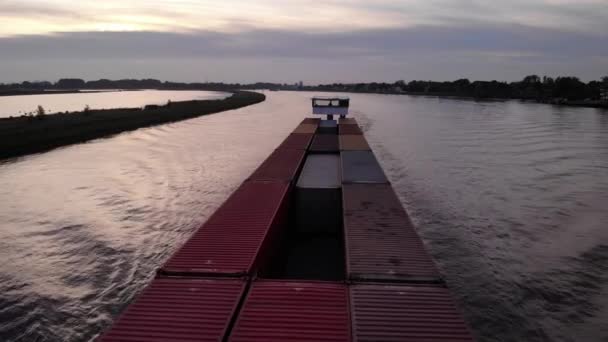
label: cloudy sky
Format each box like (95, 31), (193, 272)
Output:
(0, 0), (607, 83)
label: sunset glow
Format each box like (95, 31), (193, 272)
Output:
(0, 0), (606, 82)
(2, 0), (607, 37)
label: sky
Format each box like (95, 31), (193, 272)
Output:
(0, 0), (607, 84)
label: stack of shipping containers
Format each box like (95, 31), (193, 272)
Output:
(99, 278), (246, 341)
(339, 118), (474, 341)
(230, 281), (350, 342)
(99, 119), (317, 341)
(99, 116), (475, 341)
(229, 117), (351, 340)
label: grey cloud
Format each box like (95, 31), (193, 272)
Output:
(0, 24), (606, 83)
(0, 1), (83, 18)
(1, 25), (606, 60)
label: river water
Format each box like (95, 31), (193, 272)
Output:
(0, 91), (607, 342)
(0, 90), (228, 118)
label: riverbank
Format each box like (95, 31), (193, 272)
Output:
(0, 91), (265, 160)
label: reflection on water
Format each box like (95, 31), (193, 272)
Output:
(0, 90), (229, 117)
(356, 95), (608, 342)
(0, 92), (607, 341)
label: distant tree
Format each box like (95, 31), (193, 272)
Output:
(554, 77), (586, 100)
(540, 76), (555, 99)
(19, 81), (52, 89)
(56, 78), (86, 89)
(598, 77), (608, 101)
(522, 75), (541, 84)
(586, 81), (602, 100)
(453, 78), (470, 86)
(38, 81), (53, 89)
(86, 79), (114, 89)
(25, 106), (46, 121)
(517, 75), (542, 99)
(407, 80), (427, 92)
(36, 105), (45, 117)
(453, 79), (471, 94)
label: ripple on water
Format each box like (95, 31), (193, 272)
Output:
(1, 92), (608, 341)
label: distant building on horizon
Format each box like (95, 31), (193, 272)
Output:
(282, 81), (304, 91)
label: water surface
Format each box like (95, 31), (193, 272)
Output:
(0, 90), (228, 117)
(0, 91), (607, 341)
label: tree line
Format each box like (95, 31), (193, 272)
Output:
(2, 76), (607, 103)
(0, 78), (254, 92)
(305, 75), (608, 102)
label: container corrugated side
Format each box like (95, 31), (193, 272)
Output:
(277, 133), (314, 150)
(301, 118), (320, 124)
(343, 183), (441, 282)
(339, 135), (371, 151)
(310, 134), (339, 152)
(161, 181), (290, 276)
(249, 149), (306, 182)
(341, 151), (388, 184)
(98, 277), (246, 342)
(339, 118), (358, 125)
(229, 280), (351, 342)
(339, 124), (362, 135)
(350, 283), (475, 342)
(293, 123), (318, 134)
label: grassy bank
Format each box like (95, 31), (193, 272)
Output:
(0, 91), (265, 160)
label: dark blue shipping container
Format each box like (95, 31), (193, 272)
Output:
(341, 151), (388, 184)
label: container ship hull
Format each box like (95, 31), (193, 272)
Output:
(98, 115), (476, 341)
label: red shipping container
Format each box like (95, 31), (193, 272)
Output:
(248, 149), (307, 182)
(293, 123), (318, 134)
(339, 124), (362, 135)
(350, 283), (475, 342)
(339, 135), (370, 151)
(339, 117), (358, 125)
(161, 181), (291, 276)
(277, 133), (314, 150)
(229, 280), (351, 342)
(342, 184), (441, 282)
(98, 277), (246, 342)
(301, 118), (321, 124)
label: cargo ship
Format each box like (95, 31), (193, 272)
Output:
(98, 97), (476, 341)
